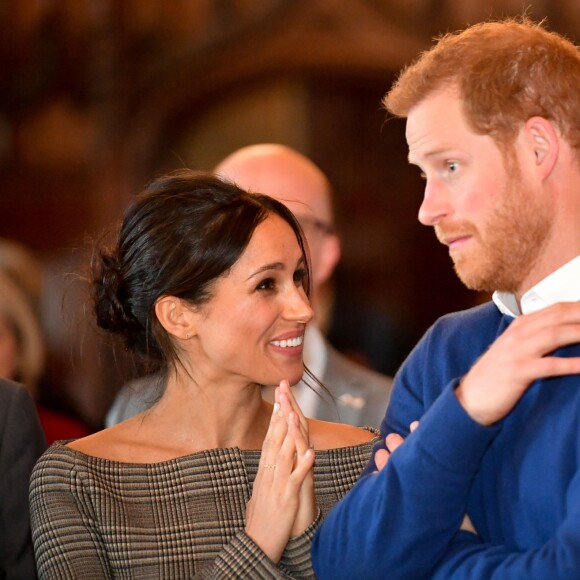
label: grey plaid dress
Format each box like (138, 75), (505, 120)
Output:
(30, 433), (377, 579)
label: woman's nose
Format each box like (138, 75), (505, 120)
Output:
(285, 286), (314, 324)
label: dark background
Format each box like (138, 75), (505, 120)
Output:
(1, 0), (578, 427)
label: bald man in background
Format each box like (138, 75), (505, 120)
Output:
(215, 144), (392, 425)
(106, 144), (392, 428)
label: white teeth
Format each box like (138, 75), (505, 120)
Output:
(271, 336), (304, 348)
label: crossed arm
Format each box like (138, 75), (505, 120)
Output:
(312, 302), (580, 579)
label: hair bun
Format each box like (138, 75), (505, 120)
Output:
(93, 249), (141, 339)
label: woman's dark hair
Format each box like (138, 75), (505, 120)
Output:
(92, 170), (311, 372)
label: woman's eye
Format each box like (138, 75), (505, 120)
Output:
(293, 268), (307, 285)
(256, 278), (275, 291)
(447, 161), (458, 172)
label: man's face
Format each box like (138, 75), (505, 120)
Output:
(405, 89), (554, 295)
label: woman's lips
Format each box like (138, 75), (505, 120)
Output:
(269, 333), (304, 355)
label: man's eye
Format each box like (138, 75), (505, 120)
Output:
(447, 161), (459, 172)
(256, 278), (275, 291)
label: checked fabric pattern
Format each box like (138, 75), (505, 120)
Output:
(30, 431), (378, 579)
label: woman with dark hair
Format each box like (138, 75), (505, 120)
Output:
(30, 170), (377, 578)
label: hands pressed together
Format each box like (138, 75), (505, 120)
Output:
(245, 380), (317, 563)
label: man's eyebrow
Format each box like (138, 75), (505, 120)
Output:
(408, 147), (453, 164)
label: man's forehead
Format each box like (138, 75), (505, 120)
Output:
(217, 153), (333, 221)
(405, 90), (467, 158)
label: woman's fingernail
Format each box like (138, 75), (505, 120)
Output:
(273, 402), (280, 414)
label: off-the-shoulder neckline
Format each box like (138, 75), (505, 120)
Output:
(51, 431), (379, 468)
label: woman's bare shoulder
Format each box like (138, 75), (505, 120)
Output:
(66, 422), (128, 459)
(308, 419), (378, 450)
(65, 416), (167, 463)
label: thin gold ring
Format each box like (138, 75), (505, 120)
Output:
(263, 463), (277, 470)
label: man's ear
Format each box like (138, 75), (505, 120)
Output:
(154, 296), (196, 340)
(524, 116), (559, 180)
(317, 234), (341, 286)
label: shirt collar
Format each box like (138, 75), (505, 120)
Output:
(493, 255), (580, 317)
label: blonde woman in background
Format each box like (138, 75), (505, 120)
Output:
(0, 241), (89, 444)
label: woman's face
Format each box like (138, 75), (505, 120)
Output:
(186, 214), (313, 388)
(0, 315), (20, 380)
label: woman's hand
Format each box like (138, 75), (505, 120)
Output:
(245, 393), (314, 563)
(277, 380), (317, 536)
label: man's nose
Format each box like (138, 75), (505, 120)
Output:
(418, 179), (451, 226)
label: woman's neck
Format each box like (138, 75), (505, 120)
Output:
(140, 373), (272, 453)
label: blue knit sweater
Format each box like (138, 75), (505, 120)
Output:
(312, 302), (580, 579)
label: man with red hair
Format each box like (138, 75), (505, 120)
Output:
(313, 18), (580, 579)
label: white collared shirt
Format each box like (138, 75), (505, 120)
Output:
(493, 255), (580, 317)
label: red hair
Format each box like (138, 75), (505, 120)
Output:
(384, 19), (580, 160)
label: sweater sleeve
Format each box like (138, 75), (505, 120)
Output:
(311, 316), (502, 580)
(30, 450), (113, 579)
(314, 300), (580, 579)
(278, 509), (321, 578)
(206, 512), (321, 579)
(430, 469), (580, 579)
(312, 386), (499, 579)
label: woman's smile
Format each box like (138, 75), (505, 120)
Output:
(188, 214), (313, 387)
